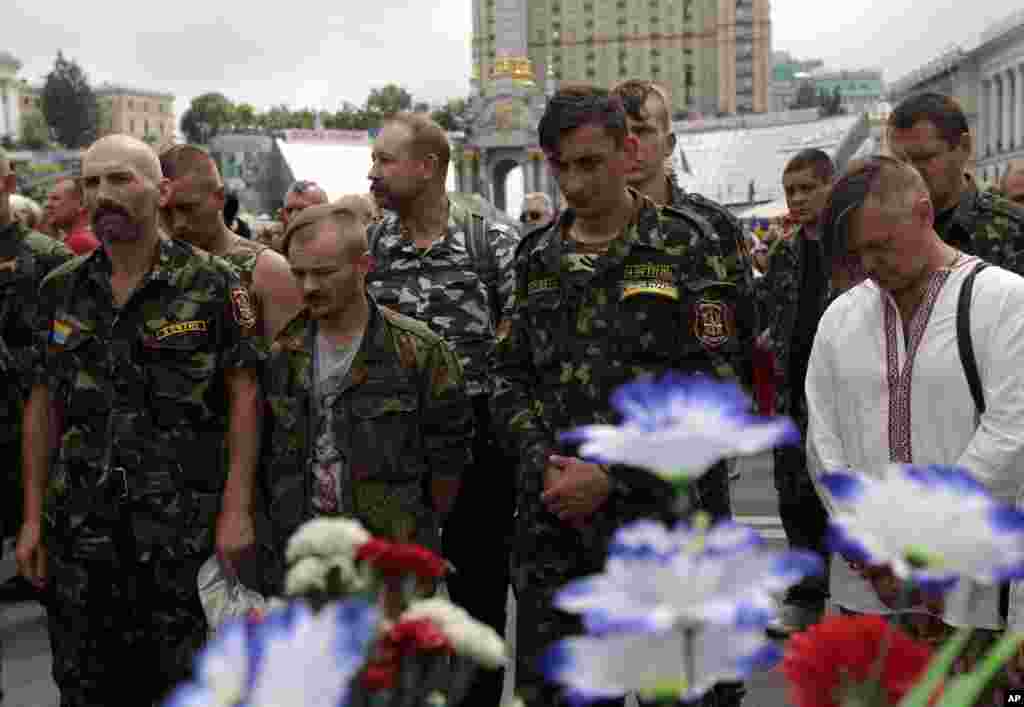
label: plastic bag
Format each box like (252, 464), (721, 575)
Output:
(197, 555), (266, 637)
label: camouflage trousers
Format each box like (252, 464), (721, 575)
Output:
(46, 508), (207, 707)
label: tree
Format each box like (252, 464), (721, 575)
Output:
(234, 103), (257, 130)
(431, 98), (469, 132)
(365, 84), (413, 121)
(41, 51), (99, 148)
(181, 92), (235, 143)
(19, 112), (52, 150)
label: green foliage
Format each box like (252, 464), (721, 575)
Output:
(364, 84), (413, 121)
(41, 51), (99, 148)
(18, 112), (52, 150)
(181, 92), (235, 143)
(431, 98), (468, 132)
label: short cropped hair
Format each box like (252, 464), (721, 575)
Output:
(784, 149), (835, 184)
(889, 92), (969, 149)
(383, 112), (451, 181)
(821, 154), (929, 263)
(286, 180), (328, 202)
(539, 83), (628, 156)
(158, 143), (223, 187)
(282, 202), (367, 258)
(612, 79), (672, 131)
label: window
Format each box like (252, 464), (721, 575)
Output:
(128, 99), (134, 110)
(584, 2), (593, 10)
(160, 122), (165, 135)
(130, 119), (135, 133)
(143, 101), (148, 112)
(552, 3), (560, 13)
(652, 64), (661, 75)
(585, 18), (594, 29)
(586, 51), (596, 62)
(144, 119), (149, 134)
(617, 0), (627, 8)
(586, 68), (596, 79)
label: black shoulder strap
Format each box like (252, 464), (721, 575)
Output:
(367, 221), (385, 262)
(957, 261), (989, 416)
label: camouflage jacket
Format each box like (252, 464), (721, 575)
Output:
(491, 190), (758, 584)
(220, 236), (267, 301)
(0, 222), (73, 445)
(669, 178), (754, 277)
(939, 176), (1024, 275)
(261, 299), (474, 561)
(365, 198), (520, 397)
(755, 224), (832, 429)
(33, 237), (265, 556)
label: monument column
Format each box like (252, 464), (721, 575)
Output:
(1017, 63), (1024, 153)
(991, 75), (1001, 155)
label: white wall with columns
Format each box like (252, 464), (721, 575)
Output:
(975, 25), (1024, 183)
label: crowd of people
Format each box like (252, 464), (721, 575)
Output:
(2, 80), (1024, 707)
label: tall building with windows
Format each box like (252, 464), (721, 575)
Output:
(471, 0), (771, 116)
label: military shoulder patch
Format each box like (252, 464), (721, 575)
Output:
(691, 299), (736, 349)
(156, 320), (208, 340)
(231, 287), (257, 329)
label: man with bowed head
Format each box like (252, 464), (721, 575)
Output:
(16, 135), (265, 706)
(491, 84), (757, 707)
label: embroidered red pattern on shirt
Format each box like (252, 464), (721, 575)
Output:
(883, 270), (953, 463)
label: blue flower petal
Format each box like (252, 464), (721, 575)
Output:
(826, 524), (878, 565)
(582, 610), (664, 636)
(161, 683), (214, 707)
(988, 505), (1024, 534)
(819, 472), (865, 501)
(908, 570), (959, 596)
(736, 642), (783, 674)
(539, 640), (574, 682)
(770, 550), (825, 582)
(733, 602), (775, 629)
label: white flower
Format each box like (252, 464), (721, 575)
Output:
(401, 597), (507, 668)
(162, 599), (378, 707)
(560, 373), (800, 481)
(284, 556), (328, 596)
(285, 517), (371, 564)
(541, 624), (780, 704)
(821, 464), (1024, 593)
(555, 519), (822, 634)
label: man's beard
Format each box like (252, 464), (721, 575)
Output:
(93, 204), (143, 243)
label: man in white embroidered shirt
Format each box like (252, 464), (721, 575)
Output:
(807, 155), (1024, 641)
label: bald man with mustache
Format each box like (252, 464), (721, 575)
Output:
(16, 134), (266, 706)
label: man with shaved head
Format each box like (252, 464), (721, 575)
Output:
(160, 144), (303, 339)
(15, 134), (265, 706)
(45, 177), (100, 255)
(260, 203), (473, 587)
(0, 150), (72, 605)
(280, 179), (329, 228)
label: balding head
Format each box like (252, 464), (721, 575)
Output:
(1001, 163), (1024, 206)
(83, 135), (163, 187)
(157, 143), (230, 246)
(520, 192), (555, 227)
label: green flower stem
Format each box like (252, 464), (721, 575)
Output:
(931, 631), (1024, 707)
(683, 626), (697, 700)
(896, 627), (973, 707)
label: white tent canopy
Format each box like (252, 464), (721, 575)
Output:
(734, 199), (790, 220)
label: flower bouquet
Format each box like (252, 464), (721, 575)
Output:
(539, 374), (1024, 707)
(164, 517), (507, 707)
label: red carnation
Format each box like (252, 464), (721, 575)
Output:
(361, 660), (399, 691)
(356, 539), (447, 580)
(781, 614), (936, 707)
(388, 618), (452, 655)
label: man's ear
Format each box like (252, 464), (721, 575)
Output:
(0, 173), (16, 196)
(158, 178), (172, 208)
(213, 186), (226, 210)
(666, 132), (677, 157)
(622, 134), (640, 161)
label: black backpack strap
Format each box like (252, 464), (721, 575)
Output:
(957, 261), (989, 416)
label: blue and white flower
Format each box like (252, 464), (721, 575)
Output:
(163, 598), (378, 707)
(555, 519), (822, 634)
(560, 373), (800, 481)
(541, 623), (780, 704)
(821, 464), (1024, 592)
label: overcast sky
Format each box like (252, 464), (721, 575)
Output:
(5, 0), (1022, 121)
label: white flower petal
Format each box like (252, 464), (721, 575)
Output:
(401, 598), (508, 668)
(284, 556), (328, 596)
(285, 517), (371, 564)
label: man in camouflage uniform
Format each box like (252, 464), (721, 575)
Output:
(15, 135), (265, 707)
(366, 112), (519, 706)
(0, 150), (73, 605)
(755, 149), (840, 636)
(261, 202), (473, 587)
(888, 93), (1024, 272)
(159, 144), (304, 340)
(612, 78), (751, 526)
(492, 85), (757, 707)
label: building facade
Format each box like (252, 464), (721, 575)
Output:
(0, 51), (23, 141)
(887, 10), (1024, 185)
(472, 0), (771, 116)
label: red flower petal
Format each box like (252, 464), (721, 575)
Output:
(780, 615), (935, 707)
(361, 661), (399, 691)
(389, 618), (452, 654)
(356, 538), (447, 580)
